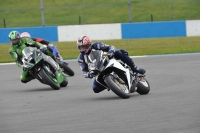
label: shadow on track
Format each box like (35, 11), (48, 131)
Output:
(89, 93), (143, 101)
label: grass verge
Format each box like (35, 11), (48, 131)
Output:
(1, 36), (200, 63)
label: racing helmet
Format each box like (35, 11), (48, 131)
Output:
(20, 32), (31, 38)
(77, 35), (91, 53)
(8, 31), (21, 46)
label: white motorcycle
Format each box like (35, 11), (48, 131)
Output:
(87, 49), (150, 99)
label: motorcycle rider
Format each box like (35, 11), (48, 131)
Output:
(20, 32), (61, 60)
(9, 30), (61, 83)
(20, 32), (68, 69)
(77, 35), (146, 93)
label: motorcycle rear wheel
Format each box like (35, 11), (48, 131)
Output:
(137, 78), (150, 95)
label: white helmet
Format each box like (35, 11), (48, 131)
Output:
(20, 32), (31, 38)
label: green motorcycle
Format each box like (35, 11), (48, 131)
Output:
(22, 47), (68, 90)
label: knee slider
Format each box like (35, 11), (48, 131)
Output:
(21, 79), (28, 83)
(92, 86), (105, 93)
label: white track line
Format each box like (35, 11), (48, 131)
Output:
(1, 52), (200, 66)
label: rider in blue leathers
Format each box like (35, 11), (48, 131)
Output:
(77, 35), (146, 93)
(20, 32), (62, 61)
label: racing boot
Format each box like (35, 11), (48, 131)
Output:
(117, 51), (146, 75)
(131, 65), (146, 75)
(54, 57), (64, 68)
(130, 58), (146, 75)
(57, 53), (69, 66)
(45, 48), (64, 69)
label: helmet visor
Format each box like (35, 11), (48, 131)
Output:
(10, 38), (19, 45)
(79, 45), (89, 52)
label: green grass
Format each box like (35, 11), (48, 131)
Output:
(0, 0), (200, 27)
(2, 37), (200, 63)
(1, 1), (200, 63)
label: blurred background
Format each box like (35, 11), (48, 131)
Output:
(0, 0), (200, 28)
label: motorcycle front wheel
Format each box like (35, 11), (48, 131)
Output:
(62, 62), (74, 76)
(39, 69), (60, 90)
(104, 75), (130, 99)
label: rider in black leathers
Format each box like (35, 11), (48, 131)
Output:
(77, 35), (146, 93)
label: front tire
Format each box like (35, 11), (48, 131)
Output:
(62, 63), (74, 76)
(104, 75), (130, 99)
(39, 69), (60, 90)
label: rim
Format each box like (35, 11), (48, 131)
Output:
(112, 78), (129, 94)
(140, 77), (149, 87)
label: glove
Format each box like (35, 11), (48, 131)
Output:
(85, 72), (93, 79)
(48, 43), (54, 47)
(22, 66), (27, 71)
(40, 45), (47, 53)
(108, 49), (114, 57)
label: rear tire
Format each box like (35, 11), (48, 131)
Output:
(39, 69), (60, 90)
(104, 75), (130, 99)
(137, 79), (150, 95)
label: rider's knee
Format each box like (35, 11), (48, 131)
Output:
(21, 79), (28, 83)
(93, 87), (105, 93)
(20, 75), (32, 83)
(20, 75), (25, 81)
(114, 50), (122, 58)
(92, 84), (106, 93)
(21, 76), (28, 83)
(92, 79), (106, 93)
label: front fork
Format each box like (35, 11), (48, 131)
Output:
(43, 54), (65, 84)
(130, 73), (146, 93)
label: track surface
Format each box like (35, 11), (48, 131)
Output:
(0, 54), (200, 133)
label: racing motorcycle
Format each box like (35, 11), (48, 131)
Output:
(22, 47), (68, 90)
(87, 49), (150, 99)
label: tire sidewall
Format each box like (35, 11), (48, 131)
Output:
(39, 69), (60, 90)
(137, 80), (150, 95)
(62, 63), (74, 76)
(104, 75), (130, 99)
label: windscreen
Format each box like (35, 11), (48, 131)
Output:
(22, 47), (35, 57)
(88, 50), (103, 72)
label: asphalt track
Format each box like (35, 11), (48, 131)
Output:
(0, 53), (200, 133)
